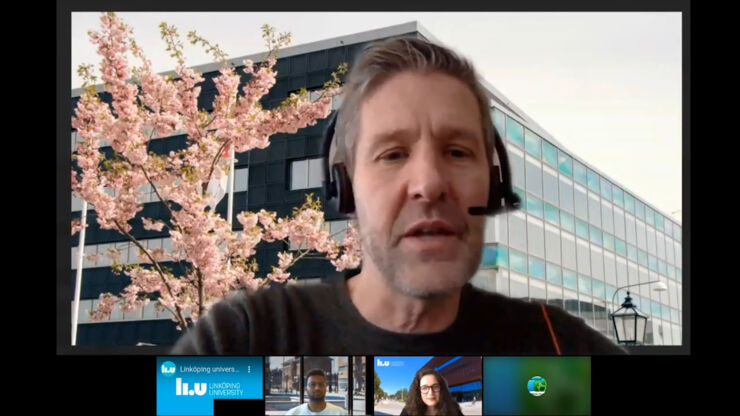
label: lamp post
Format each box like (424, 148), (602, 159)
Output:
(610, 280), (668, 344)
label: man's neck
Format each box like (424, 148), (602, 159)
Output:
(347, 266), (463, 334)
(307, 400), (327, 413)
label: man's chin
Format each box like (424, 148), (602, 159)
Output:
(391, 263), (472, 298)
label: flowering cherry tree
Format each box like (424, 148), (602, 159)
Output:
(71, 12), (361, 331)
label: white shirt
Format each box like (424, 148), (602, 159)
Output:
(284, 402), (348, 415)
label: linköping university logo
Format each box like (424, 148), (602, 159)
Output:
(161, 361), (176, 377)
(527, 376), (547, 397)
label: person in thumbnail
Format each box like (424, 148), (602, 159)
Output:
(401, 369), (463, 416)
(171, 36), (626, 355)
(285, 369), (348, 415)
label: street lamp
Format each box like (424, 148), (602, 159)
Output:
(610, 280), (668, 345)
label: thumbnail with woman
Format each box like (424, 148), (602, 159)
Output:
(400, 369), (464, 416)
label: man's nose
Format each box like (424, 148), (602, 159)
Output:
(406, 148), (449, 203)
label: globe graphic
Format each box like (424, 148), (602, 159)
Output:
(527, 376), (547, 397)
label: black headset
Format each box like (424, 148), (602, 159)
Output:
(321, 110), (521, 216)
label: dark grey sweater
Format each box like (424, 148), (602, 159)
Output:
(171, 277), (626, 355)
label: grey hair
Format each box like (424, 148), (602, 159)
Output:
(330, 36), (495, 176)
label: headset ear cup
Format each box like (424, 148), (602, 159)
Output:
(332, 163), (355, 214)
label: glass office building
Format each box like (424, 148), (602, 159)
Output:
(69, 21), (682, 346)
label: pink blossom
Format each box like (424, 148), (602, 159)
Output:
(71, 219), (87, 236)
(142, 217), (166, 231)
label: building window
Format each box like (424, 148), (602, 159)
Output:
(590, 246), (604, 280)
(574, 184), (588, 221)
(560, 210), (575, 234)
(234, 167), (249, 192)
(615, 237), (627, 257)
(563, 269), (578, 291)
(576, 239), (591, 275)
(542, 165), (559, 206)
(601, 201), (614, 234)
(480, 246), (497, 268)
(508, 146), (525, 190)
(624, 192), (636, 215)
(544, 202), (559, 226)
(492, 108), (506, 137)
(586, 169), (600, 193)
(509, 249), (527, 274)
(524, 128), (541, 157)
(587, 193), (601, 227)
(496, 245), (509, 268)
(575, 218), (589, 240)
(627, 244), (638, 263)
(558, 150), (573, 177)
(635, 199), (646, 221)
(589, 226), (603, 247)
(645, 205), (655, 227)
(525, 157), (543, 197)
(526, 193), (544, 218)
(545, 224), (561, 265)
(561, 232), (577, 271)
(637, 249), (648, 267)
(506, 116), (524, 148)
(546, 262), (562, 285)
(604, 252), (617, 287)
(578, 275), (592, 296)
(573, 160), (587, 186)
(527, 216), (545, 258)
(542, 140), (557, 169)
(558, 176), (574, 213)
(547, 283), (563, 309)
(603, 232), (615, 252)
(655, 213), (665, 233)
(592, 279), (605, 300)
(625, 214), (637, 246)
(290, 158), (323, 190)
(529, 256), (545, 280)
(509, 272), (529, 299)
(636, 220), (647, 251)
(529, 278), (547, 303)
(613, 207), (625, 240)
(648, 255), (658, 272)
(612, 186), (624, 207)
(508, 211), (527, 252)
(673, 224), (681, 242)
(599, 177), (612, 201)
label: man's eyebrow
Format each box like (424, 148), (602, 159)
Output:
(367, 126), (482, 151)
(366, 128), (416, 154)
(435, 126), (483, 143)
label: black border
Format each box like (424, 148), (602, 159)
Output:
(59, 0), (690, 357)
(57, 0), (694, 413)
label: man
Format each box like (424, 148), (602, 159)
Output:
(171, 37), (625, 355)
(285, 369), (348, 415)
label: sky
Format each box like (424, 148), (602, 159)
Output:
(71, 12), (683, 223)
(374, 356), (433, 394)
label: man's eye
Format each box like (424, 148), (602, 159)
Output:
(449, 148), (470, 158)
(380, 150), (406, 161)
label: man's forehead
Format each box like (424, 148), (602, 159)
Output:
(356, 71), (484, 147)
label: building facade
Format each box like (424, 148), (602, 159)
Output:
(69, 21), (682, 347)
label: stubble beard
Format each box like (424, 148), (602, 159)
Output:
(359, 224), (483, 299)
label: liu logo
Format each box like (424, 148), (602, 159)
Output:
(161, 361), (176, 377)
(176, 378), (207, 396)
(376, 359), (389, 367)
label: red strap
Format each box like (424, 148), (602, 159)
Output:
(541, 303), (562, 355)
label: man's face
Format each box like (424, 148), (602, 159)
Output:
(352, 70), (490, 298)
(306, 375), (327, 401)
(419, 374), (441, 408)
